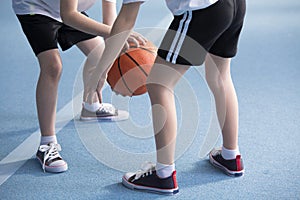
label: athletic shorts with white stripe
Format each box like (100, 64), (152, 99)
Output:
(157, 0), (246, 66)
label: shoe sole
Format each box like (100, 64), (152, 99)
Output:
(80, 110), (129, 122)
(36, 156), (68, 173)
(209, 154), (244, 177)
(122, 176), (179, 195)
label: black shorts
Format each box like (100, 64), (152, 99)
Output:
(16, 13), (96, 56)
(158, 0), (246, 66)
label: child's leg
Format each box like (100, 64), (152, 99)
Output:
(35, 49), (68, 173)
(77, 37), (119, 120)
(76, 37), (105, 103)
(16, 14), (70, 172)
(36, 49), (62, 137)
(205, 53), (238, 150)
(147, 57), (190, 165)
(205, 55), (244, 176)
(122, 57), (188, 194)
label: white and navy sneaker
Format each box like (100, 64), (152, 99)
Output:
(209, 148), (244, 177)
(122, 162), (179, 195)
(80, 103), (118, 121)
(36, 143), (68, 173)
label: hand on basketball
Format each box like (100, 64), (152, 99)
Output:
(123, 31), (147, 51)
(107, 41), (156, 97)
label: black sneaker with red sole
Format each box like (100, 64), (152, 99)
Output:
(209, 148), (244, 177)
(122, 162), (179, 195)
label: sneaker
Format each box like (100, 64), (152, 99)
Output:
(209, 148), (244, 177)
(80, 103), (118, 121)
(36, 143), (68, 173)
(122, 162), (179, 195)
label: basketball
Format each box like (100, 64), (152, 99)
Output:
(107, 41), (157, 97)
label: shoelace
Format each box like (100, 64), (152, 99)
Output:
(98, 103), (116, 114)
(213, 148), (222, 156)
(39, 143), (62, 172)
(133, 162), (156, 181)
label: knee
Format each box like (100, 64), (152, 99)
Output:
(205, 54), (232, 91)
(206, 72), (226, 93)
(146, 74), (175, 97)
(206, 72), (218, 86)
(146, 83), (173, 101)
(40, 59), (63, 82)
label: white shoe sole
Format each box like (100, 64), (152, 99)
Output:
(80, 110), (129, 122)
(36, 156), (68, 173)
(122, 176), (179, 195)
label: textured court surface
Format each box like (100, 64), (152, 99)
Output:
(0, 0), (299, 199)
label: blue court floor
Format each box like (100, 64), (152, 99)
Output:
(0, 0), (299, 199)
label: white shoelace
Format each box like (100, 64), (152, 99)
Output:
(99, 103), (116, 114)
(39, 143), (62, 172)
(133, 162), (156, 181)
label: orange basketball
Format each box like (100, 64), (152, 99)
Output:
(107, 41), (157, 97)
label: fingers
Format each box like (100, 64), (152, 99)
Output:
(124, 32), (148, 50)
(135, 32), (147, 45)
(122, 41), (130, 52)
(127, 36), (139, 47)
(131, 33), (147, 46)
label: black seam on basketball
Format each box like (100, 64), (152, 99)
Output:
(117, 56), (134, 94)
(125, 52), (149, 77)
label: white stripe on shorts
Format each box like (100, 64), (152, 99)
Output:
(172, 11), (192, 64)
(166, 12), (188, 62)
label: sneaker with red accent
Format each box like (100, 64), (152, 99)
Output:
(36, 143), (68, 173)
(122, 162), (179, 195)
(209, 148), (244, 177)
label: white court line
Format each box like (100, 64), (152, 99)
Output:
(0, 14), (173, 187)
(0, 93), (82, 186)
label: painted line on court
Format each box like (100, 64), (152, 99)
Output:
(0, 93), (82, 186)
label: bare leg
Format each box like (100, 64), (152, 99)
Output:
(205, 54), (239, 150)
(36, 49), (62, 136)
(147, 57), (189, 165)
(76, 37), (106, 103)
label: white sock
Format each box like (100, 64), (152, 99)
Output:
(221, 146), (240, 160)
(156, 162), (175, 178)
(83, 102), (101, 112)
(40, 135), (57, 145)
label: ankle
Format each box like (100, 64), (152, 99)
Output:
(40, 135), (57, 145)
(83, 102), (101, 112)
(156, 162), (175, 178)
(221, 146), (240, 160)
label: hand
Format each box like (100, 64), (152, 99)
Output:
(123, 31), (147, 51)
